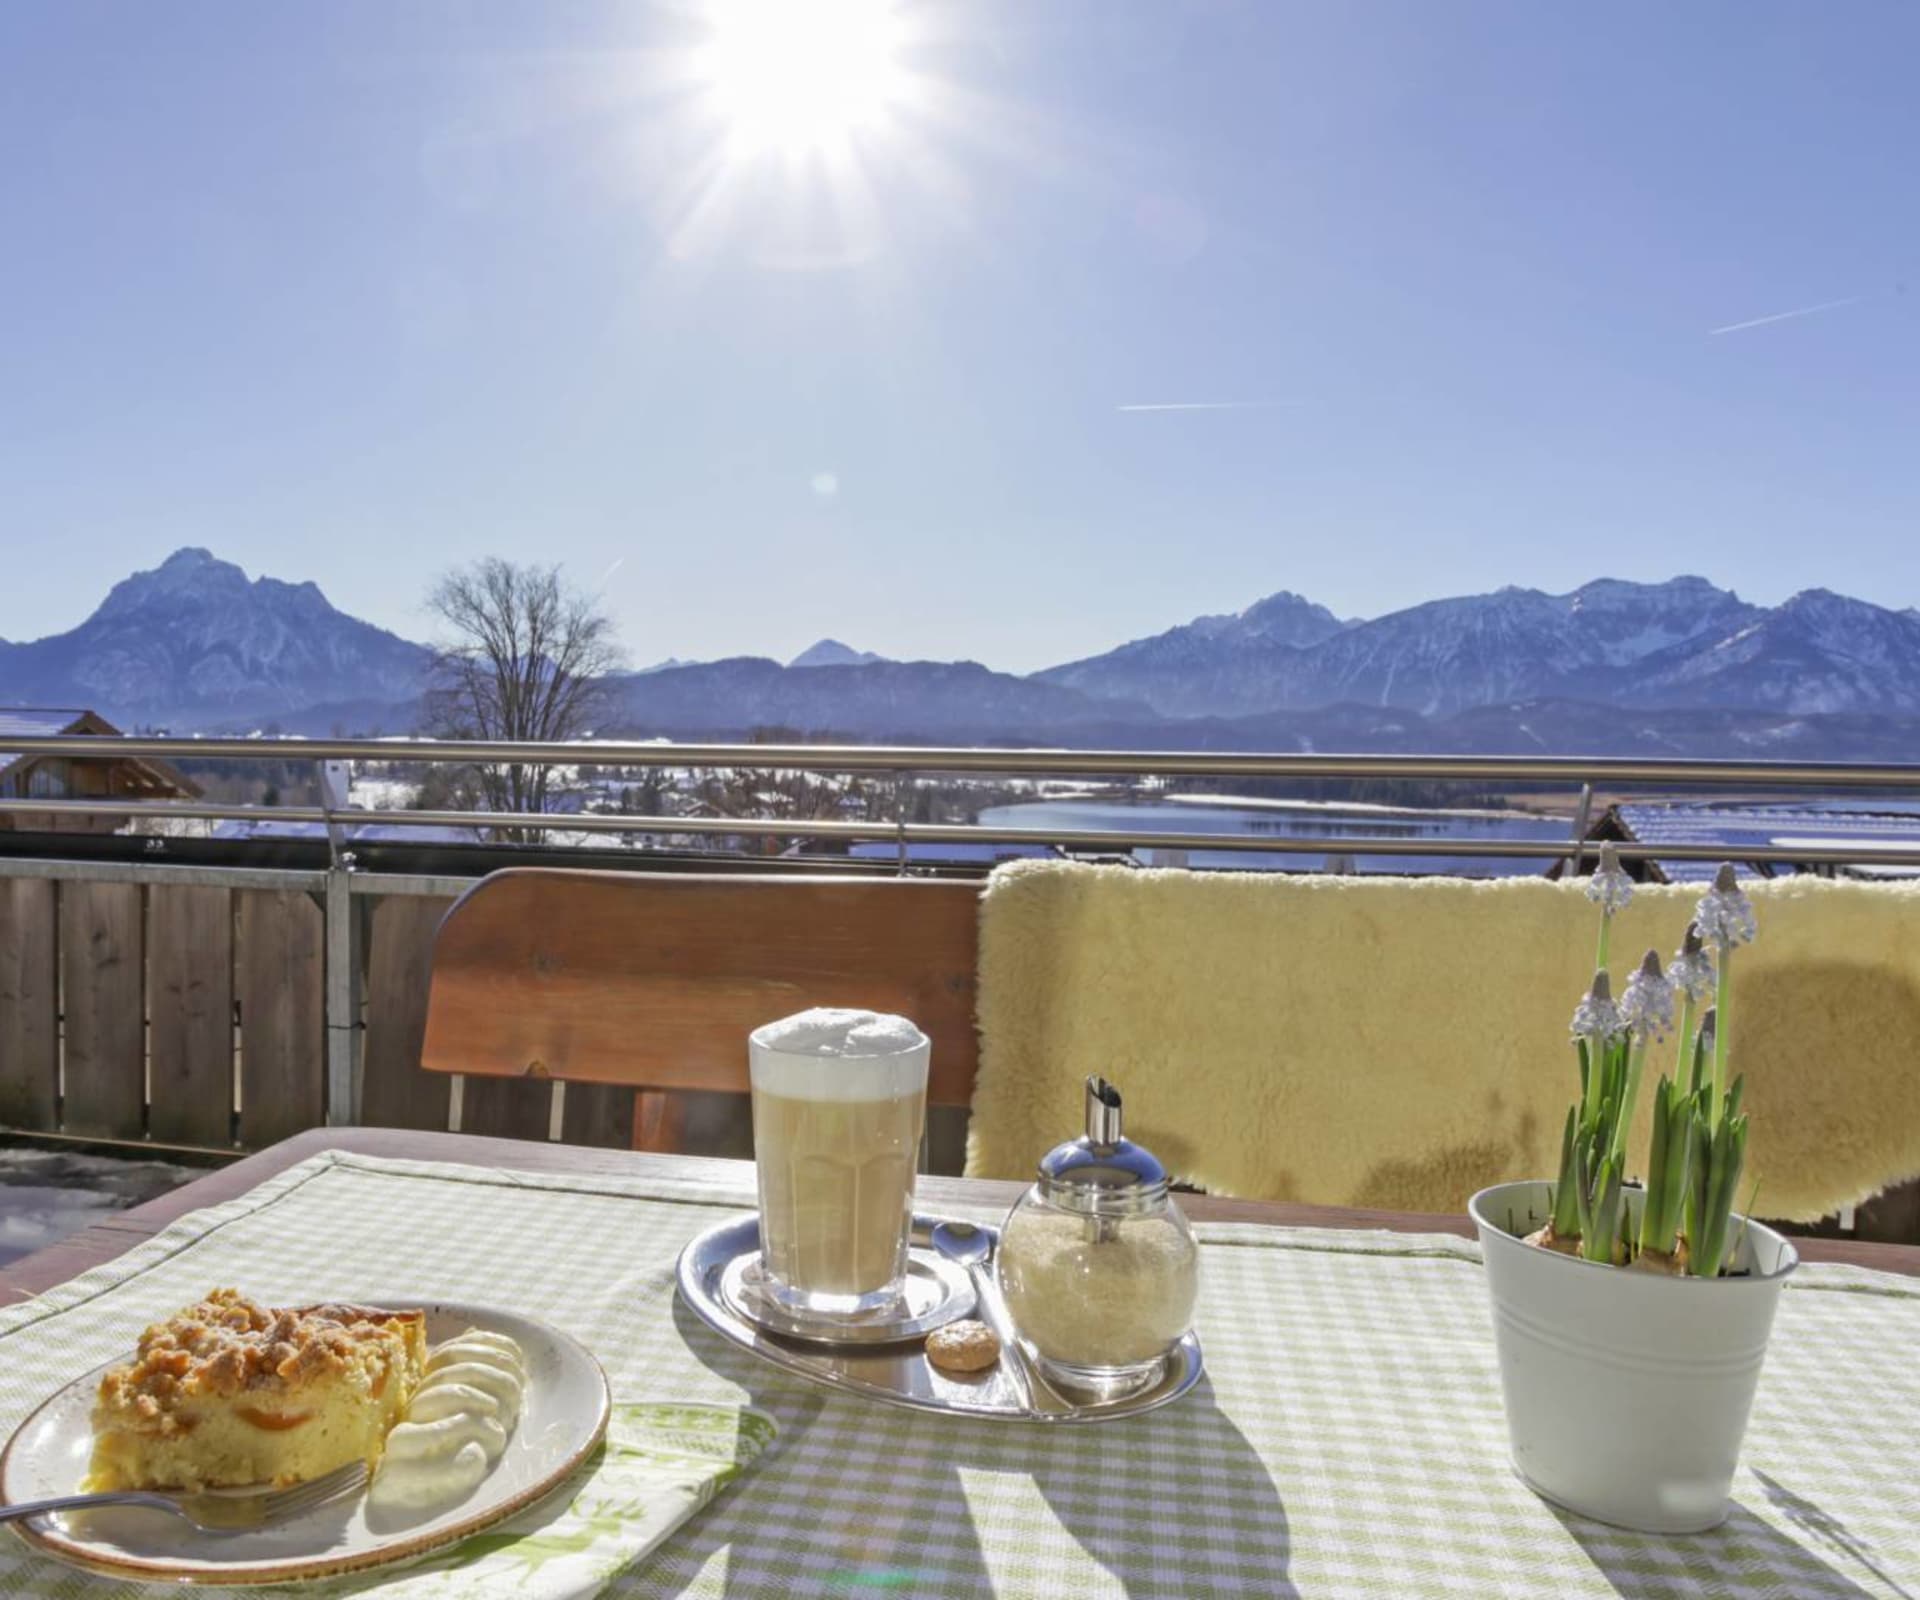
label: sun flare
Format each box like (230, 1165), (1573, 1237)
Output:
(698, 0), (907, 154)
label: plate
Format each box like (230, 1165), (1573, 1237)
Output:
(678, 1212), (1204, 1424)
(719, 1249), (975, 1345)
(0, 1301), (610, 1587)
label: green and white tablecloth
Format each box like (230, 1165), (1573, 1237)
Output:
(2, 1152), (1916, 1599)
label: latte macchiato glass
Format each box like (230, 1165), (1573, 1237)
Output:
(748, 1008), (930, 1318)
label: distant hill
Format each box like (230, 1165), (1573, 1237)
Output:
(1065, 699), (1920, 764)
(610, 656), (1149, 741)
(0, 548), (429, 728)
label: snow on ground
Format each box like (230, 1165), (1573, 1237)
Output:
(0, 1148), (202, 1267)
(348, 776), (418, 809)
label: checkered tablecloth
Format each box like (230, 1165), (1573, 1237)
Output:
(2, 1152), (1915, 1599)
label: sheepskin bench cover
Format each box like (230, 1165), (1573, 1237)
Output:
(965, 860), (1920, 1222)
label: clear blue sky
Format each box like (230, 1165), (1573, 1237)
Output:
(3, 1), (1916, 671)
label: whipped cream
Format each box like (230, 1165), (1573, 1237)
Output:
(369, 1329), (526, 1512)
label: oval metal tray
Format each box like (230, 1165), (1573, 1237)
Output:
(676, 1211), (1204, 1423)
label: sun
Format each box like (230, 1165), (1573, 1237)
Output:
(698, 0), (907, 154)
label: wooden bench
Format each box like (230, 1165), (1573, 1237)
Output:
(420, 868), (981, 1150)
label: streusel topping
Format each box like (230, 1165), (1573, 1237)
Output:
(96, 1288), (417, 1429)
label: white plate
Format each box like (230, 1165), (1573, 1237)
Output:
(1, 1301), (610, 1587)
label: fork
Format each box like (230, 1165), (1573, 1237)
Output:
(0, 1461), (367, 1536)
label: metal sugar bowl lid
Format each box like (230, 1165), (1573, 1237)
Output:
(1035, 1076), (1171, 1217)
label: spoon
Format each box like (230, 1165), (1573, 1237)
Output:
(929, 1221), (1068, 1415)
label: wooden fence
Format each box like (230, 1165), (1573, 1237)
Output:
(0, 875), (633, 1153)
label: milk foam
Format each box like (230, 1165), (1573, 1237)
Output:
(750, 1008), (929, 1100)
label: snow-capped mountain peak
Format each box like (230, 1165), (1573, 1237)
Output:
(0, 547), (429, 727)
(789, 639), (888, 669)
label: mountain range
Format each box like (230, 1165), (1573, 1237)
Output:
(5, 550), (1920, 759)
(1038, 577), (1920, 719)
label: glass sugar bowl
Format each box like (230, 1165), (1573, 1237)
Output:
(995, 1076), (1199, 1401)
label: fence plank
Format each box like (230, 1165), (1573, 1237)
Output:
(60, 880), (145, 1139)
(236, 890), (326, 1148)
(562, 1081), (638, 1150)
(360, 896), (455, 1132)
(461, 1074), (554, 1141)
(147, 886), (234, 1147)
(0, 878), (58, 1129)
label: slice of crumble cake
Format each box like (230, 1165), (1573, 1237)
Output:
(88, 1288), (426, 1491)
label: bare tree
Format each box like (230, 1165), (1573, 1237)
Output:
(424, 560), (625, 826)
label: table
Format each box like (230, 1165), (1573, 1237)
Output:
(8, 1129), (1915, 1307)
(1, 1131), (1917, 1599)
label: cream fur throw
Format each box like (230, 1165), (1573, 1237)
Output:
(965, 860), (1920, 1221)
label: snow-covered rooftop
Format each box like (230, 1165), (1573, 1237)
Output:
(1612, 802), (1920, 883)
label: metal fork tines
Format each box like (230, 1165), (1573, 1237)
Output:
(1, 1460), (368, 1536)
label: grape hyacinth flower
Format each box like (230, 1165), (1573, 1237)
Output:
(1585, 841), (1634, 972)
(1695, 865), (1758, 1127)
(1668, 924), (1716, 1005)
(1570, 970), (1624, 1048)
(1668, 923), (1714, 1096)
(1611, 951), (1673, 1166)
(1694, 866), (1758, 950)
(1619, 950), (1675, 1041)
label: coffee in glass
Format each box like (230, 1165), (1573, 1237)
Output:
(747, 1008), (930, 1318)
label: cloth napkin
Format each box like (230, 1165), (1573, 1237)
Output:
(280, 1401), (777, 1599)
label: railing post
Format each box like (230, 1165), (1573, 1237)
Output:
(893, 769), (909, 876)
(1568, 784), (1595, 874)
(323, 862), (363, 1125)
(317, 763), (363, 1126)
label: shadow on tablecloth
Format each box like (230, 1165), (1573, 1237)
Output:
(662, 1302), (1295, 1598)
(1023, 1375), (1297, 1599)
(1554, 1488), (1898, 1600)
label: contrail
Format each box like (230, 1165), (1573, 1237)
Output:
(1117, 400), (1267, 413)
(1709, 296), (1860, 336)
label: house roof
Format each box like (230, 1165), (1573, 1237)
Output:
(0, 709), (97, 780)
(0, 707), (201, 798)
(1610, 801), (1920, 882)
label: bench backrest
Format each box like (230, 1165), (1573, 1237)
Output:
(420, 870), (981, 1132)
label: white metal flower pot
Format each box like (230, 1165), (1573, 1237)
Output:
(1469, 1179), (1798, 1534)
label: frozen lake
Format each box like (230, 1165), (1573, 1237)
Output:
(975, 796), (1573, 876)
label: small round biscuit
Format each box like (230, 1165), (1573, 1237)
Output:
(925, 1319), (1001, 1374)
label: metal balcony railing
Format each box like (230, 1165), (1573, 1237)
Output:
(6, 734), (1920, 869)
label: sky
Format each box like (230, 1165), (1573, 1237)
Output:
(3, 1), (1917, 673)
